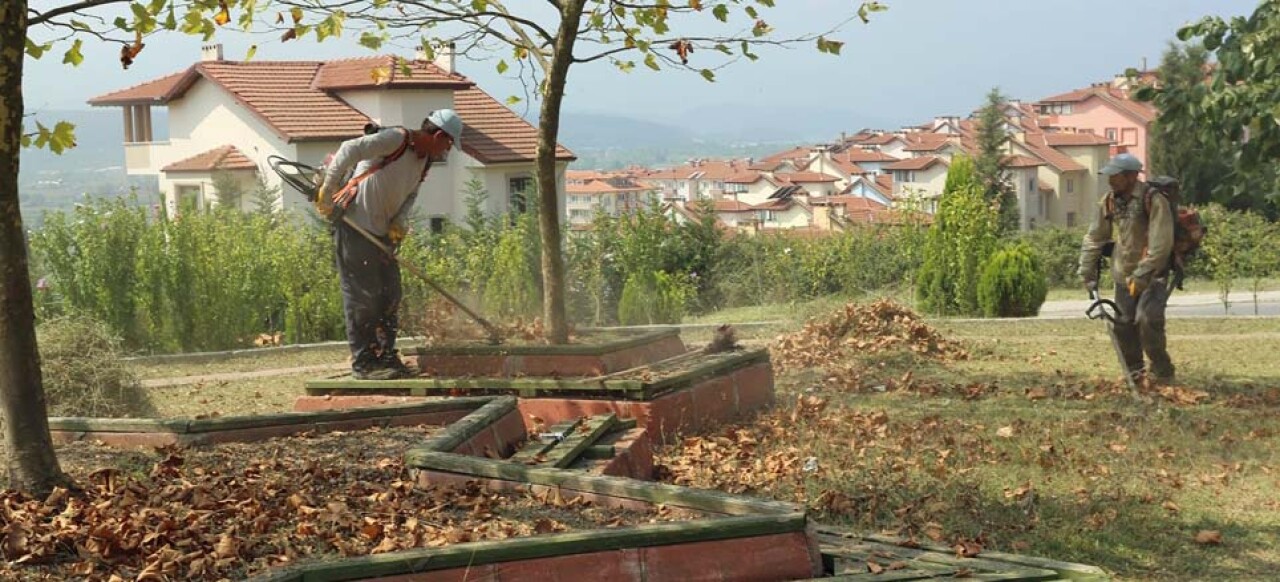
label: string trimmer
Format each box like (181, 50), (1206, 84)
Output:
(1085, 242), (1139, 390)
(268, 156), (503, 345)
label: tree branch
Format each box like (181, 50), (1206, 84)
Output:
(27, 0), (131, 28)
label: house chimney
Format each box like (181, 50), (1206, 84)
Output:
(433, 42), (456, 74)
(201, 43), (223, 62)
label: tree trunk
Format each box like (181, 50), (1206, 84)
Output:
(536, 0), (587, 345)
(0, 1), (69, 495)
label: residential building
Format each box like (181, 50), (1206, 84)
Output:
(564, 170), (659, 225)
(88, 43), (574, 225)
(1035, 79), (1156, 168)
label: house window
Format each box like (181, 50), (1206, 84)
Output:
(1067, 212), (1077, 228)
(757, 210), (778, 222)
(508, 175), (533, 214)
(176, 185), (203, 212)
(429, 216), (447, 234)
(1066, 178), (1074, 193)
(1028, 177), (1036, 192)
(1105, 128), (1118, 142)
(1121, 128), (1138, 146)
(569, 209), (591, 221)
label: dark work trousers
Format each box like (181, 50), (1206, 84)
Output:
(334, 222), (402, 370)
(1112, 277), (1175, 381)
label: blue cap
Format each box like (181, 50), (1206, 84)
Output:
(1099, 153), (1143, 176)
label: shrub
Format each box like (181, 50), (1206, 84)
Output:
(1016, 225), (1087, 288)
(916, 155), (1001, 316)
(37, 314), (155, 418)
(618, 270), (692, 325)
(977, 243), (1048, 318)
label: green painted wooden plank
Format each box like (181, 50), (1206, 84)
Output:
(860, 534), (1109, 581)
(413, 328), (679, 356)
(417, 397), (517, 453)
(821, 537), (1058, 577)
(616, 417), (638, 431)
(265, 513), (803, 582)
(47, 417), (191, 433)
(580, 444), (616, 460)
(305, 376), (647, 394)
(821, 569), (948, 581)
(184, 399), (486, 433)
(542, 414), (616, 468)
(405, 450), (802, 516)
(508, 418), (581, 465)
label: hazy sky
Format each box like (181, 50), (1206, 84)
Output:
(23, 0), (1259, 133)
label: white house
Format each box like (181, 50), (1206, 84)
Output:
(88, 44), (575, 226)
(563, 171), (659, 225)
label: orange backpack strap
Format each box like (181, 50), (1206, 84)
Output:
(332, 128), (412, 209)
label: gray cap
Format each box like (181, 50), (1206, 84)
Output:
(426, 109), (463, 150)
(1099, 152), (1143, 176)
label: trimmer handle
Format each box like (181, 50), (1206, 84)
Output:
(1086, 289), (1120, 323)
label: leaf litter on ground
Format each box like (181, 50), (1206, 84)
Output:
(1, 425), (699, 581)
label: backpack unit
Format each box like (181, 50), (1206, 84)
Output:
(1103, 176), (1208, 290)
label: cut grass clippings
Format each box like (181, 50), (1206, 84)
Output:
(657, 299), (1280, 582)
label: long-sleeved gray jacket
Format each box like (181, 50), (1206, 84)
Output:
(322, 128), (430, 236)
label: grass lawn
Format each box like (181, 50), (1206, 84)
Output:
(108, 296), (1279, 580)
(1043, 277), (1280, 303)
(658, 300), (1280, 581)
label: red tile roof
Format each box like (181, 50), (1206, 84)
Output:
(161, 145), (257, 172)
(565, 178), (653, 194)
(1004, 154), (1046, 168)
(1039, 87), (1096, 103)
(87, 69), (192, 105)
(837, 149), (900, 163)
(903, 133), (954, 152)
(760, 146), (812, 164)
(452, 85), (574, 163)
(1038, 84), (1156, 124)
(725, 170), (762, 184)
(198, 61), (372, 142)
(883, 156), (946, 171)
(778, 171), (839, 183)
(1043, 132), (1113, 147)
(857, 133), (902, 146)
(713, 199), (755, 212)
(646, 159), (754, 181)
(1019, 134), (1086, 173)
(88, 57), (572, 163)
(875, 174), (894, 193)
(312, 56), (471, 90)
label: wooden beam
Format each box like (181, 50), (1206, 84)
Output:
(417, 396), (517, 454)
(580, 445), (615, 460)
(405, 451), (802, 516)
(541, 414), (616, 468)
(508, 418), (582, 465)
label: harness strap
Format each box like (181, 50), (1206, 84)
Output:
(332, 128), (413, 210)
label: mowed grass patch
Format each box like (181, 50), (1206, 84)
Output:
(657, 302), (1280, 581)
(127, 345), (354, 381)
(142, 371), (318, 417)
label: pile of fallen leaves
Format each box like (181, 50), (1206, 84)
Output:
(404, 297), (570, 347)
(0, 426), (686, 581)
(770, 299), (967, 372)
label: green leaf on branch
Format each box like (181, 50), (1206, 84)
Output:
(32, 121), (78, 155)
(644, 53), (660, 71)
(713, 4), (729, 22)
(472, 0), (489, 10)
(496, 59), (509, 74)
(316, 11), (346, 42)
(25, 38), (53, 59)
(700, 68), (716, 82)
(506, 95), (522, 105)
(740, 40), (758, 61)
(245, 45), (257, 61)
(816, 36), (844, 55)
(63, 39), (85, 66)
(359, 31), (385, 50)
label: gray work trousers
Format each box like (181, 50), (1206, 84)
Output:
(334, 222), (401, 369)
(1112, 278), (1175, 381)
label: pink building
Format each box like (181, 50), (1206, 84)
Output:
(1035, 78), (1157, 170)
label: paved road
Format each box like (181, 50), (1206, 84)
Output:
(1038, 290), (1280, 318)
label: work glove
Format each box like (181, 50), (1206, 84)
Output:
(314, 184), (336, 221)
(388, 222), (407, 247)
(1126, 275), (1148, 298)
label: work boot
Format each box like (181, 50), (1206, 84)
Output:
(352, 355), (398, 381)
(379, 351), (415, 379)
